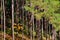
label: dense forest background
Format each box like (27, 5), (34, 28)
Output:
(0, 0), (60, 40)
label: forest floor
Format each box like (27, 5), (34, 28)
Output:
(0, 32), (30, 40)
(0, 32), (52, 40)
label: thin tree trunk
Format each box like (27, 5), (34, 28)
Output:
(52, 27), (56, 40)
(1, 0), (3, 32)
(44, 17), (48, 40)
(16, 0), (19, 24)
(3, 0), (6, 40)
(15, 0), (20, 38)
(59, 30), (60, 39)
(12, 0), (14, 40)
(29, 14), (35, 40)
(1, 0), (3, 40)
(21, 0), (24, 40)
(27, 12), (32, 40)
(48, 24), (50, 40)
(25, 11), (29, 38)
(41, 18), (43, 40)
(32, 14), (35, 40)
(36, 19), (41, 40)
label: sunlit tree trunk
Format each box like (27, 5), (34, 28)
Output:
(29, 14), (34, 40)
(12, 0), (14, 40)
(41, 18), (43, 40)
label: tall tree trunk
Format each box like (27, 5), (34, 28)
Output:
(41, 18), (43, 40)
(43, 17), (48, 40)
(27, 12), (33, 40)
(16, 0), (19, 24)
(12, 0), (14, 40)
(3, 0), (6, 40)
(15, 0), (20, 38)
(1, 0), (3, 40)
(20, 0), (24, 40)
(36, 19), (41, 40)
(1, 0), (2, 32)
(32, 14), (35, 40)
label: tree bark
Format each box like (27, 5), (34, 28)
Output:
(51, 27), (56, 40)
(12, 0), (14, 40)
(36, 19), (41, 40)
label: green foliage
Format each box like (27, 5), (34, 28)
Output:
(24, 0), (60, 31)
